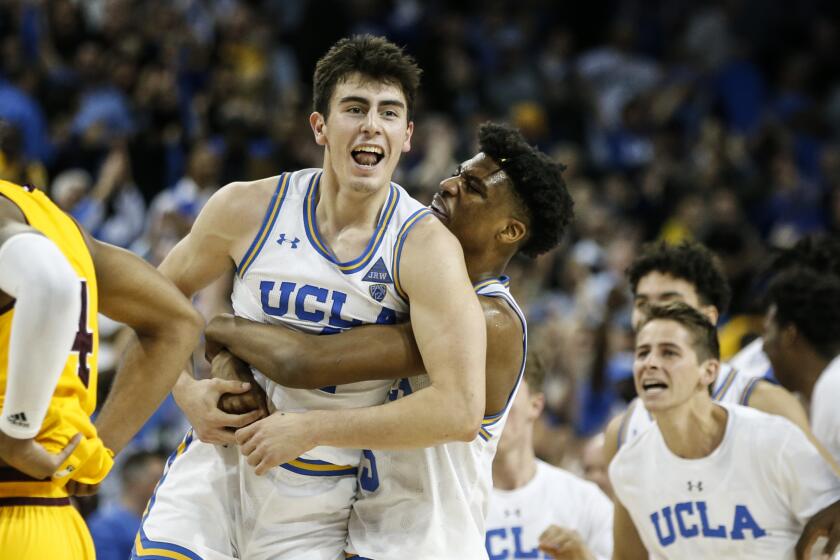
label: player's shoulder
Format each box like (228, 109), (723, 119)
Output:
(721, 402), (800, 448)
(478, 294), (522, 333)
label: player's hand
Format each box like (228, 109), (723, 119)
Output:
(235, 411), (316, 475)
(797, 499), (840, 560)
(0, 431), (81, 480)
(212, 350), (269, 416)
(172, 374), (264, 445)
(538, 525), (596, 560)
(65, 480), (100, 496)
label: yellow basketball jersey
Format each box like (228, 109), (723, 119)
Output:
(0, 180), (113, 499)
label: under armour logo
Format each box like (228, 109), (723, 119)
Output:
(503, 509), (522, 518)
(277, 234), (300, 249)
(687, 481), (703, 492)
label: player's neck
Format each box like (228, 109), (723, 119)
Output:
(315, 170), (391, 244)
(654, 398), (728, 460)
(464, 249), (512, 284)
(492, 440), (537, 491)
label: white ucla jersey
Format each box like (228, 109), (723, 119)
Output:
(486, 460), (613, 560)
(728, 337), (773, 381)
(610, 403), (840, 559)
(617, 363), (770, 449)
(232, 169), (431, 472)
(347, 277), (527, 559)
(813, 355), (840, 463)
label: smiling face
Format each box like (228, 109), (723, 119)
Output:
(633, 319), (717, 412)
(430, 152), (527, 255)
(310, 72), (414, 194)
(632, 272), (717, 331)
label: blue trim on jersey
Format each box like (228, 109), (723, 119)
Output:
(391, 208), (434, 301)
(712, 366), (738, 400)
(279, 456), (358, 477)
(133, 528), (205, 560)
(303, 173), (400, 274)
(133, 430), (200, 560)
(237, 173), (290, 278)
(474, 283), (527, 441)
(739, 377), (764, 405)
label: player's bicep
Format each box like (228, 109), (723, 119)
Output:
(93, 239), (202, 334)
(399, 221), (486, 388)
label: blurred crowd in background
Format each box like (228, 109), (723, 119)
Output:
(2, 0), (839, 556)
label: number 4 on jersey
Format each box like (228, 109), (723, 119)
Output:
(72, 279), (93, 387)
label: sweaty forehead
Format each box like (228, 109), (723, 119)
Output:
(461, 152), (510, 186)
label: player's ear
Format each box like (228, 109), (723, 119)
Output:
(310, 112), (327, 146)
(499, 219), (527, 247)
(700, 358), (719, 389)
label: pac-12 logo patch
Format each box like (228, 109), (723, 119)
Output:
(369, 284), (387, 302)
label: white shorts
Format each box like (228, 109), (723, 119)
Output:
(133, 430), (356, 560)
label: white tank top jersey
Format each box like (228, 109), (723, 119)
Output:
(617, 362), (772, 449)
(812, 354), (840, 463)
(346, 277), (527, 559)
(609, 403), (840, 560)
(727, 337), (773, 380)
(485, 460), (613, 560)
(231, 169), (430, 473)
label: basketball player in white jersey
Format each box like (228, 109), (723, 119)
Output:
(602, 241), (818, 464)
(201, 122), (574, 558)
(485, 355), (612, 560)
(610, 302), (840, 560)
(763, 268), (840, 462)
(133, 36), (488, 560)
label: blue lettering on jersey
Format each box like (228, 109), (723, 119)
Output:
(651, 502), (766, 547)
(485, 527), (552, 559)
(362, 257), (393, 284)
(260, 280), (391, 329)
(359, 450), (379, 492)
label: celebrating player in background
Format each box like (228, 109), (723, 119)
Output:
(137, 35), (488, 560)
(0, 179), (202, 559)
(204, 122), (574, 558)
(486, 353), (612, 560)
(602, 241), (827, 466)
(610, 303), (840, 560)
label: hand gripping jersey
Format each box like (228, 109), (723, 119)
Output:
(136, 171), (431, 560)
(616, 362), (770, 450)
(0, 180), (111, 499)
(485, 459), (613, 560)
(609, 403), (840, 560)
(346, 277), (527, 560)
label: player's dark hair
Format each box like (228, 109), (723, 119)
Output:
(313, 35), (421, 120)
(478, 122), (573, 257)
(640, 302), (720, 363)
(767, 233), (840, 278)
(627, 241), (731, 314)
(768, 267), (840, 360)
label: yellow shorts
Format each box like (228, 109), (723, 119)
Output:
(0, 498), (94, 560)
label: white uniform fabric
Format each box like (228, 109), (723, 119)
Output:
(728, 337), (773, 381)
(617, 362), (770, 449)
(812, 354), (840, 463)
(346, 278), (527, 559)
(137, 170), (430, 560)
(610, 403), (840, 559)
(485, 460), (613, 560)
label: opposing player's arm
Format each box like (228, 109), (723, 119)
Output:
(612, 499), (648, 560)
(0, 197), (84, 477)
(90, 236), (203, 454)
(205, 314), (423, 389)
(747, 380), (840, 474)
